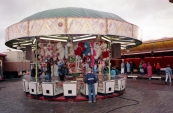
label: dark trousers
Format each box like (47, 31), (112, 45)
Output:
(156, 69), (160, 76)
(144, 68), (147, 75)
(45, 73), (51, 81)
(59, 74), (65, 81)
(131, 68), (133, 73)
(124, 67), (127, 74)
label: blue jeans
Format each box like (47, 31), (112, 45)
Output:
(45, 73), (51, 81)
(165, 73), (171, 83)
(88, 84), (96, 101)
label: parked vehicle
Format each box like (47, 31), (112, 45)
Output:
(3, 51), (30, 78)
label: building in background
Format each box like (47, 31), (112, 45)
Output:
(112, 37), (173, 71)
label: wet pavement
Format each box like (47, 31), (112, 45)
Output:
(0, 76), (173, 113)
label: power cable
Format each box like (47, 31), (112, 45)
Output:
(106, 96), (139, 113)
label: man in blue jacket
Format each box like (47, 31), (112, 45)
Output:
(165, 65), (172, 85)
(84, 68), (97, 103)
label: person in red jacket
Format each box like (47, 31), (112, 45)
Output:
(156, 63), (161, 76)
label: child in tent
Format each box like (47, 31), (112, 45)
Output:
(111, 67), (117, 79)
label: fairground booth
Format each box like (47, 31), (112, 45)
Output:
(5, 7), (142, 101)
(116, 37), (173, 75)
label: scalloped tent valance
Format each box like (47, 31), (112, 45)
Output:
(5, 7), (142, 51)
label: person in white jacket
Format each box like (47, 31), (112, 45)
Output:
(121, 61), (125, 74)
(165, 65), (172, 85)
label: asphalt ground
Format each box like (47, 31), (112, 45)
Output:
(0, 76), (173, 113)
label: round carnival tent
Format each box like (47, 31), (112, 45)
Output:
(5, 7), (142, 101)
(5, 7), (142, 50)
(5, 7), (142, 76)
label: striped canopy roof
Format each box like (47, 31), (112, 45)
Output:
(122, 37), (173, 54)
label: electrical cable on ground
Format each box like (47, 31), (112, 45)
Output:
(106, 96), (139, 113)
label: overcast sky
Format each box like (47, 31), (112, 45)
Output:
(0, 0), (173, 52)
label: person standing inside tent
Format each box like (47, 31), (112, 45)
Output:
(45, 59), (52, 81)
(93, 64), (98, 75)
(165, 64), (172, 85)
(147, 63), (152, 80)
(111, 67), (117, 79)
(156, 63), (161, 76)
(139, 62), (144, 75)
(124, 61), (127, 74)
(121, 61), (125, 74)
(103, 65), (109, 75)
(57, 61), (65, 81)
(130, 61), (134, 74)
(31, 65), (36, 80)
(126, 61), (130, 75)
(142, 62), (147, 75)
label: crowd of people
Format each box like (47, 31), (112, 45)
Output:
(120, 61), (135, 75)
(30, 58), (172, 103)
(30, 59), (100, 103)
(30, 58), (123, 103)
(138, 62), (162, 81)
(31, 59), (172, 85)
(31, 58), (69, 82)
(138, 62), (161, 77)
(121, 61), (172, 85)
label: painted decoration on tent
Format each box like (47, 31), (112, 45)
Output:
(107, 19), (133, 38)
(29, 18), (66, 36)
(133, 25), (142, 40)
(8, 21), (28, 41)
(67, 18), (106, 35)
(5, 17), (142, 42)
